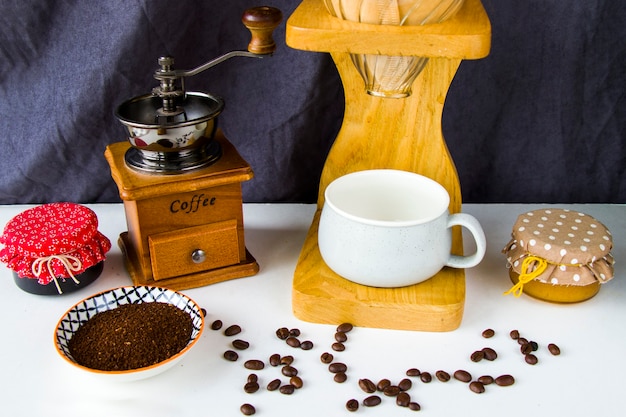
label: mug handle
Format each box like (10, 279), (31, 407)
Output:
(445, 213), (487, 269)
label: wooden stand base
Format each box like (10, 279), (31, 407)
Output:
(293, 210), (464, 332)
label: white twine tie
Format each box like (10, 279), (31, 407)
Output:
(31, 253), (83, 294)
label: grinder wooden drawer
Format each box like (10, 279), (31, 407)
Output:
(148, 219), (240, 281)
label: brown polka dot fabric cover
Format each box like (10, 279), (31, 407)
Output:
(503, 209), (614, 286)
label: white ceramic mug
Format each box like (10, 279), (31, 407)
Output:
(318, 169), (486, 287)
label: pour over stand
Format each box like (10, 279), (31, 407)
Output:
(285, 0), (491, 331)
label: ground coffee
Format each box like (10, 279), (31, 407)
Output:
(68, 302), (193, 371)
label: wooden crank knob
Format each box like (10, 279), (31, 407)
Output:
(242, 6), (283, 55)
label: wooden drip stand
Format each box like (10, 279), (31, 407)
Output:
(285, 0), (491, 331)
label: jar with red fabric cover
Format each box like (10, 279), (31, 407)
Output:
(0, 203), (111, 295)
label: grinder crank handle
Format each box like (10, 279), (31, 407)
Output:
(153, 6), (282, 94)
(242, 6), (283, 55)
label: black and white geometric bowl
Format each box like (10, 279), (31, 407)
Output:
(54, 286), (204, 382)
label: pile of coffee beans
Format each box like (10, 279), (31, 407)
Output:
(276, 326), (314, 350)
(205, 314), (563, 415)
(211, 320), (319, 415)
(319, 322), (353, 384)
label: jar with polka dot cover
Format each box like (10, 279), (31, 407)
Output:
(0, 203), (111, 295)
(502, 208), (614, 303)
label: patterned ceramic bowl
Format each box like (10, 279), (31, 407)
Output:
(54, 286), (204, 382)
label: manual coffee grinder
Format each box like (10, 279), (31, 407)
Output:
(105, 6), (282, 290)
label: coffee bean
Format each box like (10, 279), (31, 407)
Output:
(282, 365), (298, 377)
(530, 341), (539, 351)
(359, 378), (377, 393)
(240, 403), (255, 415)
(289, 328), (301, 337)
(363, 395), (382, 407)
(244, 359), (265, 370)
(286, 336), (301, 348)
(548, 343), (561, 355)
(482, 328), (495, 338)
(244, 381), (260, 393)
(279, 384), (295, 395)
(224, 350), (239, 361)
(332, 342), (345, 352)
(337, 322), (354, 333)
(377, 378), (391, 391)
(232, 339), (250, 350)
(329, 362), (348, 373)
(435, 370), (451, 382)
(420, 371), (432, 383)
(335, 331), (348, 342)
(269, 353), (281, 367)
(346, 399), (359, 412)
(520, 343), (533, 355)
(525, 353), (538, 365)
(396, 392), (411, 407)
(320, 352), (334, 364)
(276, 327), (290, 340)
(267, 378), (281, 391)
(224, 324), (242, 336)
(406, 368), (421, 377)
(200, 308), (207, 317)
(453, 370), (472, 383)
(482, 347), (498, 361)
(211, 319), (223, 330)
(478, 375), (494, 385)
(469, 381), (485, 394)
(398, 378), (413, 391)
(509, 329), (520, 340)
(408, 402), (421, 411)
(495, 374), (515, 386)
(247, 373), (258, 383)
(334, 372), (347, 383)
(300, 340), (314, 350)
(470, 350), (484, 362)
(383, 385), (401, 396)
(290, 376), (303, 389)
(280, 355), (294, 365)
(517, 337), (529, 345)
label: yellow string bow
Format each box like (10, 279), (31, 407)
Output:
(504, 256), (548, 297)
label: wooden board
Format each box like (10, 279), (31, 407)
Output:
(285, 0), (491, 58)
(292, 210), (464, 332)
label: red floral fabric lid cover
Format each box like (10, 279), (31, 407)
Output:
(0, 203), (111, 284)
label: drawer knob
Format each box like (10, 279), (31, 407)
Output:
(191, 249), (206, 264)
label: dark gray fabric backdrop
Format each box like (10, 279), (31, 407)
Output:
(1, 0), (624, 204)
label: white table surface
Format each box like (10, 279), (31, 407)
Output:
(1, 203), (625, 417)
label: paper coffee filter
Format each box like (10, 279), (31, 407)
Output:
(324, 0), (464, 26)
(323, 0), (466, 96)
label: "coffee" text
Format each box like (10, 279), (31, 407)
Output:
(170, 193), (216, 214)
